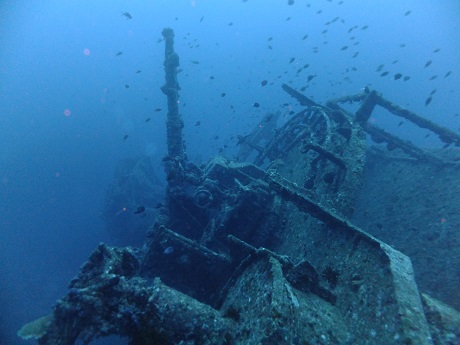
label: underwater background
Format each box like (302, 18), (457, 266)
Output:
(0, 0), (459, 344)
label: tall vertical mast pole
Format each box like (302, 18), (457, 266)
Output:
(161, 28), (186, 179)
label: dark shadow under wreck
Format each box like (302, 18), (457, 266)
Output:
(19, 28), (460, 345)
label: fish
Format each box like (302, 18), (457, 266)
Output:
(200, 16), (204, 23)
(430, 89), (437, 95)
(289, 57), (295, 63)
(444, 71), (452, 78)
(425, 96), (432, 106)
(136, 70), (141, 74)
(404, 10), (411, 16)
(341, 46), (348, 50)
(116, 51), (123, 56)
(288, 0), (294, 5)
(352, 52), (359, 58)
(155, 108), (162, 112)
(361, 25), (368, 30)
(433, 48), (441, 53)
(307, 74), (316, 82)
(134, 206), (145, 214)
(253, 102), (260, 107)
(210, 76), (215, 79)
(268, 37), (273, 41)
(123, 134), (129, 141)
(261, 80), (268, 86)
(376, 64), (384, 72)
(394, 73), (402, 80)
(429, 75), (438, 80)
(221, 92), (226, 97)
(191, 60), (200, 64)
(424, 60), (432, 68)
(403, 76), (410, 81)
(380, 71), (389, 77)
(264, 114), (274, 122)
(122, 12), (132, 20)
(145, 118), (151, 122)
(194, 121), (201, 126)
(125, 84), (129, 88)
(302, 34), (309, 40)
(163, 246), (174, 254)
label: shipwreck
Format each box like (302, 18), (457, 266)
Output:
(19, 28), (460, 345)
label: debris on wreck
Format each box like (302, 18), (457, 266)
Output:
(22, 28), (460, 345)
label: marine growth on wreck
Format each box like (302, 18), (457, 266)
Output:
(18, 27), (460, 345)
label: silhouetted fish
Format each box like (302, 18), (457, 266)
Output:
(403, 76), (410, 81)
(221, 92), (226, 97)
(253, 102), (260, 107)
(261, 80), (268, 86)
(425, 96), (432, 106)
(123, 134), (129, 141)
(145, 118), (151, 123)
(394, 73), (402, 80)
(134, 206), (145, 214)
(116, 51), (123, 56)
(380, 71), (389, 77)
(194, 121), (201, 126)
(289, 57), (295, 63)
(444, 71), (452, 78)
(155, 108), (162, 112)
(404, 10), (411, 16)
(122, 12), (132, 20)
(424, 60), (432, 68)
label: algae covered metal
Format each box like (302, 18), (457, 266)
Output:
(22, 28), (460, 345)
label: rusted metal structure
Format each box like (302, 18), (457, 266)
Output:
(19, 28), (460, 345)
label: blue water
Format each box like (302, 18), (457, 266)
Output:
(0, 1), (458, 344)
